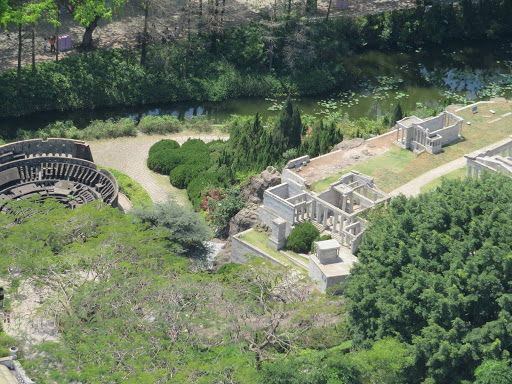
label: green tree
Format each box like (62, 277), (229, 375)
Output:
(474, 359), (512, 384)
(345, 173), (512, 383)
(69, 0), (126, 49)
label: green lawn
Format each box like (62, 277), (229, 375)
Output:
(240, 230), (297, 268)
(312, 103), (512, 193)
(419, 167), (467, 194)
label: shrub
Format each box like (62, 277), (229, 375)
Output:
(187, 171), (226, 209)
(310, 234), (332, 253)
(287, 222), (320, 253)
(138, 115), (182, 135)
(147, 140), (182, 174)
(169, 163), (208, 189)
(201, 187), (245, 231)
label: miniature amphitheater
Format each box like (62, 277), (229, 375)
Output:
(0, 139), (118, 213)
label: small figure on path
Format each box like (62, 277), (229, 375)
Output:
(43, 37), (47, 53)
(173, 27), (180, 38)
(50, 35), (56, 53)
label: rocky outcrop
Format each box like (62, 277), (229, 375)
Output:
(240, 166), (281, 205)
(228, 203), (260, 237)
(330, 138), (365, 152)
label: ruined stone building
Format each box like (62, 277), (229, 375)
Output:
(394, 111), (463, 154)
(465, 135), (512, 177)
(256, 163), (390, 292)
(0, 139), (118, 213)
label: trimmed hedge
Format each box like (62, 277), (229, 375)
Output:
(287, 222), (320, 254)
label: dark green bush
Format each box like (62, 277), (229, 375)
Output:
(310, 234), (332, 253)
(187, 171), (226, 209)
(169, 163), (209, 189)
(147, 140), (182, 174)
(287, 222), (320, 254)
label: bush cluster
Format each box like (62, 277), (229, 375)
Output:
(286, 222), (320, 254)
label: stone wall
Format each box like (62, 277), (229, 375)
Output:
(231, 230), (283, 266)
(281, 168), (306, 186)
(0, 139), (93, 164)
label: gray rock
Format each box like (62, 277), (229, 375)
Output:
(240, 166), (281, 205)
(229, 204), (260, 237)
(330, 138), (365, 152)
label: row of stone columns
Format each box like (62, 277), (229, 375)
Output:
(466, 163), (483, 178)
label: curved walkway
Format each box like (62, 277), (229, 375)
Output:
(390, 135), (512, 197)
(89, 133), (228, 204)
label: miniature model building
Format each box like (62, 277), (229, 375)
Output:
(465, 135), (512, 177)
(309, 239), (356, 293)
(0, 139), (118, 213)
(259, 170), (389, 254)
(394, 111), (463, 154)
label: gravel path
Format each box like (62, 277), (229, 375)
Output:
(89, 133), (228, 204)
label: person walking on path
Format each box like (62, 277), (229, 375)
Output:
(43, 37), (47, 53)
(50, 35), (56, 53)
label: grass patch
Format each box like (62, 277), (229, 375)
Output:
(240, 230), (296, 268)
(100, 167), (152, 207)
(312, 102), (512, 193)
(419, 167), (467, 194)
(312, 146), (415, 192)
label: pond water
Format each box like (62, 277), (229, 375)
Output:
(2, 39), (512, 139)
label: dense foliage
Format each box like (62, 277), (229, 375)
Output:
(0, 199), (346, 383)
(286, 222), (320, 253)
(346, 172), (512, 383)
(3, 0), (512, 117)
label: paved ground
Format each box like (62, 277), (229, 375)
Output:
(89, 132), (228, 204)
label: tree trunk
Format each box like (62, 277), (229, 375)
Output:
(183, 1), (191, 78)
(56, 9), (60, 62)
(211, 0), (219, 54)
(287, 0), (291, 19)
(82, 17), (100, 50)
(31, 26), (36, 74)
(326, 0), (333, 22)
(16, 24), (22, 92)
(140, 3), (149, 66)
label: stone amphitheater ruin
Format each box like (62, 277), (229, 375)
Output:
(0, 139), (118, 213)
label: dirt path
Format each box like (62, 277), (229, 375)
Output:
(0, 0), (422, 71)
(89, 132), (228, 204)
(300, 131), (396, 183)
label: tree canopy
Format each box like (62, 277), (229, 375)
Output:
(346, 172), (512, 383)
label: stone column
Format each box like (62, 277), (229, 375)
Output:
(342, 194), (347, 212)
(396, 127), (400, 141)
(473, 167), (479, 178)
(467, 165), (472, 178)
(316, 202), (320, 223)
(322, 208), (328, 228)
(333, 214), (338, 232)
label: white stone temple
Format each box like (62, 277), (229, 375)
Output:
(394, 111), (463, 154)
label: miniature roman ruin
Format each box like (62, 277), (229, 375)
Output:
(394, 111), (463, 154)
(256, 163), (390, 293)
(259, 169), (389, 254)
(465, 135), (512, 177)
(0, 139), (118, 213)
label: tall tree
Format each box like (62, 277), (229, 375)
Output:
(69, 0), (125, 50)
